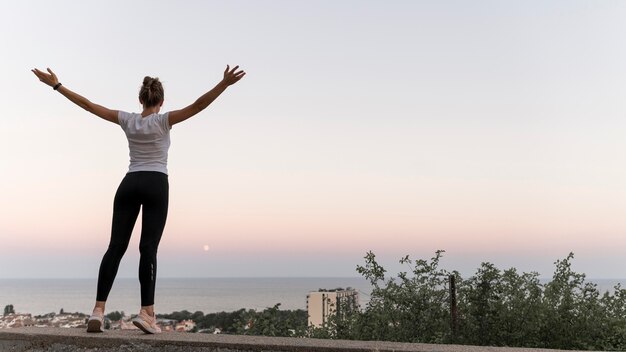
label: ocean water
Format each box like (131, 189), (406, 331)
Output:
(1, 277), (623, 316)
(0, 277), (372, 316)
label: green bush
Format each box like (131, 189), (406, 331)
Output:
(234, 304), (307, 337)
(155, 251), (626, 350)
(313, 250), (626, 350)
(105, 311), (124, 321)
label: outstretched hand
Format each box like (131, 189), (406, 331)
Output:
(32, 68), (59, 87)
(223, 65), (246, 86)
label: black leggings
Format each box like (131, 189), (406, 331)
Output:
(96, 171), (169, 306)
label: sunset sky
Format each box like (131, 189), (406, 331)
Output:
(2, 0), (626, 279)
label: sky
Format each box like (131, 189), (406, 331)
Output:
(2, 0), (626, 279)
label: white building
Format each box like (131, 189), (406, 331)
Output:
(307, 288), (359, 328)
(175, 319), (196, 332)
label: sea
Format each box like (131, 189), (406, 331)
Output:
(1, 277), (624, 317)
(0, 277), (372, 316)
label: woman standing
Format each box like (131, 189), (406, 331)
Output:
(32, 65), (246, 334)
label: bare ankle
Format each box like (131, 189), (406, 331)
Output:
(141, 306), (154, 316)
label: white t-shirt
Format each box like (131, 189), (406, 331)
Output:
(118, 111), (171, 175)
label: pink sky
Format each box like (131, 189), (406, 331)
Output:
(2, 1), (626, 278)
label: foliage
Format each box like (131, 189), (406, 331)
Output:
(456, 264), (544, 346)
(148, 251), (626, 350)
(234, 304), (307, 337)
(351, 250), (451, 343)
(4, 304), (15, 316)
(106, 311), (124, 321)
(158, 305), (307, 336)
(308, 250), (626, 350)
(306, 293), (360, 340)
(158, 310), (193, 322)
(196, 309), (247, 333)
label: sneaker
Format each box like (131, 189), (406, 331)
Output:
(132, 309), (162, 334)
(87, 309), (104, 333)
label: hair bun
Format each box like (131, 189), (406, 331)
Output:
(139, 76), (164, 108)
(143, 76), (159, 89)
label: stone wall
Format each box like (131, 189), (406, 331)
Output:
(0, 327), (591, 352)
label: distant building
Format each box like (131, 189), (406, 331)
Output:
(0, 314), (36, 328)
(0, 313), (84, 329)
(307, 287), (359, 327)
(175, 319), (196, 332)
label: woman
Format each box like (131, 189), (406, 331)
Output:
(32, 65), (246, 334)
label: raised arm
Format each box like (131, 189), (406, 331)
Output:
(31, 68), (119, 124)
(168, 65), (246, 126)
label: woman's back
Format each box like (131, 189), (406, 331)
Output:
(118, 111), (171, 175)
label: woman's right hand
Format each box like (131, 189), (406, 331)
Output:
(32, 68), (60, 87)
(222, 65), (246, 86)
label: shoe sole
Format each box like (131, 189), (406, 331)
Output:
(132, 318), (159, 334)
(87, 318), (103, 333)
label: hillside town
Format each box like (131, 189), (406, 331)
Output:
(0, 311), (197, 332)
(0, 288), (358, 334)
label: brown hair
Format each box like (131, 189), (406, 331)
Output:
(139, 76), (164, 108)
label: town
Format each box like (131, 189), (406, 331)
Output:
(0, 310), (198, 333)
(0, 288), (359, 334)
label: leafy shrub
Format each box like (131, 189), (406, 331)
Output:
(313, 250), (626, 350)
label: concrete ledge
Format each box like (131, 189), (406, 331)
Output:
(0, 327), (591, 352)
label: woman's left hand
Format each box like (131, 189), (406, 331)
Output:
(222, 65), (245, 86)
(32, 67), (59, 87)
